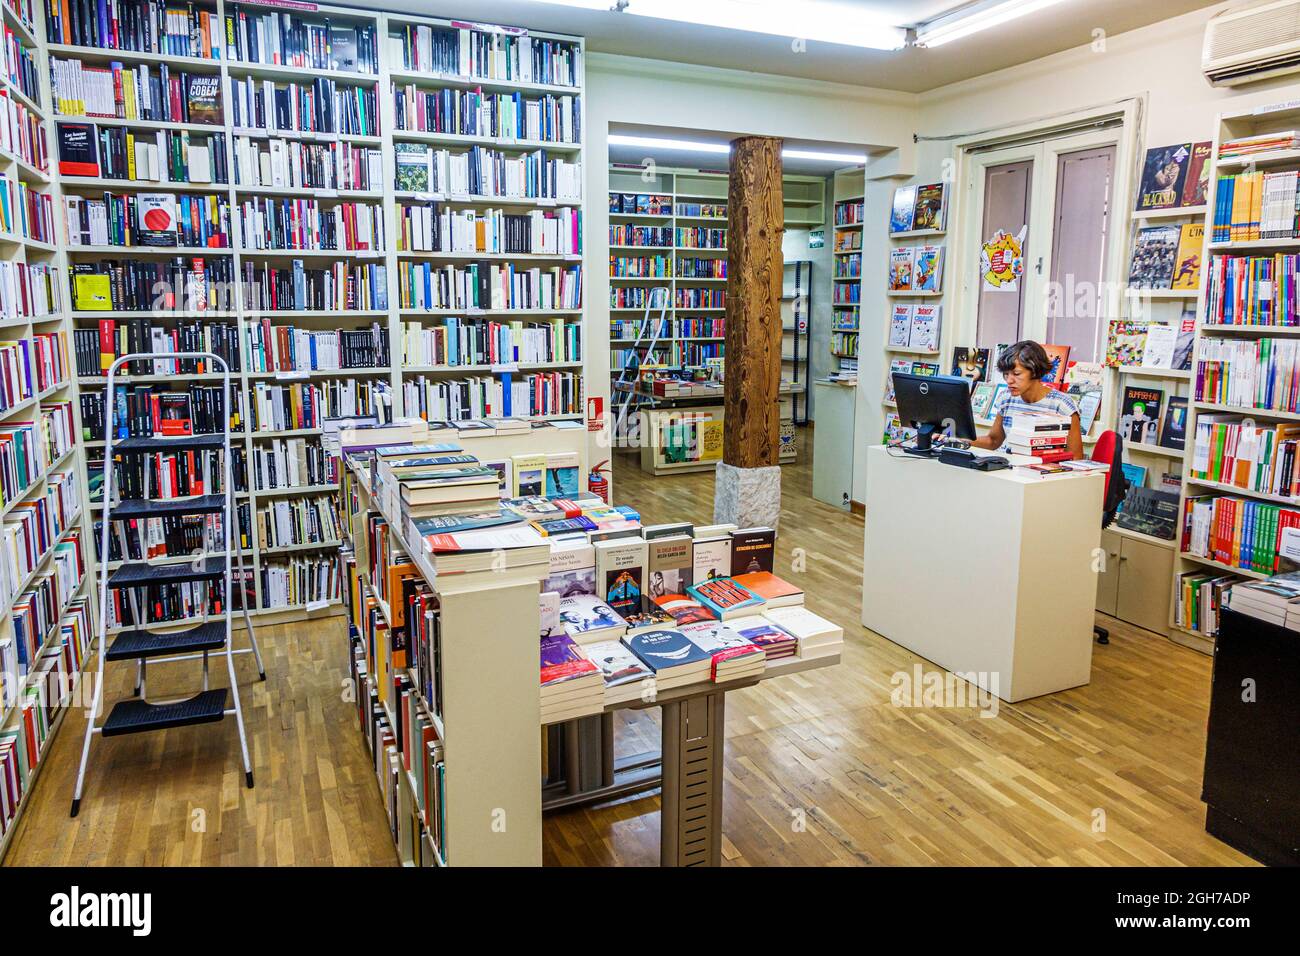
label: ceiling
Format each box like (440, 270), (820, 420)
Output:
(607, 129), (866, 175)
(374, 0), (1222, 93)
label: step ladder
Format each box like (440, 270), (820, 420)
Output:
(611, 285), (671, 447)
(71, 352), (264, 817)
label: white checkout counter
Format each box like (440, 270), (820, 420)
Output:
(861, 445), (1105, 702)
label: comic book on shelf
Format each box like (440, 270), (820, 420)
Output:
(1135, 143), (1194, 211)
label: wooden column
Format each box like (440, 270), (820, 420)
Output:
(724, 136), (784, 468)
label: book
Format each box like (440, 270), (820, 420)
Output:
(1159, 396), (1188, 450)
(677, 621), (765, 681)
(618, 603), (677, 636)
(621, 629), (712, 687)
(889, 304), (913, 347)
(594, 537), (648, 618)
(544, 452), (580, 497)
(692, 533), (731, 583)
(912, 183), (947, 231)
(1039, 344), (1070, 389)
(539, 633), (598, 686)
(888, 248), (914, 291)
(557, 594), (627, 644)
(1173, 310), (1196, 371)
(889, 185), (917, 233)
(644, 534), (693, 607)
(726, 615), (798, 660)
(1115, 487), (1180, 540)
(1136, 143), (1192, 211)
(511, 454), (546, 497)
(137, 194), (178, 247)
(583, 639), (652, 691)
(1171, 224), (1204, 291)
(730, 527), (775, 576)
(1120, 386), (1164, 445)
(57, 124), (99, 176)
(885, 358), (912, 404)
(1181, 142), (1213, 207)
(185, 74), (223, 125)
(914, 245), (943, 292)
(762, 606), (843, 660)
(1105, 320), (1149, 367)
(971, 381), (997, 420)
(733, 571), (804, 609)
(1141, 323), (1178, 369)
(951, 346), (990, 385)
(652, 594), (715, 626)
(1128, 225), (1180, 289)
(686, 577), (765, 620)
(544, 537), (596, 597)
(907, 304), (940, 351)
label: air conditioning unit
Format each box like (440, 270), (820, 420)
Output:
(1203, 0), (1300, 86)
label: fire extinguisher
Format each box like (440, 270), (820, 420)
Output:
(588, 460), (610, 503)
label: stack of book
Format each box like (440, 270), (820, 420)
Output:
(1225, 573), (1300, 629)
(677, 620), (765, 681)
(763, 606), (844, 660)
(620, 628), (712, 689)
(539, 631), (604, 722)
(1005, 412), (1072, 460)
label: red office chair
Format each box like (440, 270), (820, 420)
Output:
(1090, 429), (1130, 645)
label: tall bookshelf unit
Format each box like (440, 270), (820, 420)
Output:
(831, 175), (863, 377)
(0, 0), (589, 859)
(607, 163), (822, 378)
(0, 0), (93, 858)
(1169, 102), (1300, 654)
(50, 2), (587, 620)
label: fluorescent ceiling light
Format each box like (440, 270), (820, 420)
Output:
(916, 0), (1067, 48)
(609, 134), (866, 164)
(533, 0), (907, 51)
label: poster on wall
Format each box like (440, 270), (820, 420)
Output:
(809, 230), (825, 248)
(980, 226), (1026, 292)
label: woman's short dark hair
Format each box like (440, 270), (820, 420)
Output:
(996, 340), (1052, 379)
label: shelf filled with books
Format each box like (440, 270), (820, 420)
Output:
(49, 3), (593, 621)
(880, 181), (947, 441)
(1167, 107), (1300, 651)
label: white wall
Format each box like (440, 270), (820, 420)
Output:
(849, 2), (1300, 502)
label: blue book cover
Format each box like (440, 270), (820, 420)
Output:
(621, 628), (711, 674)
(374, 443), (463, 456)
(532, 516), (596, 536)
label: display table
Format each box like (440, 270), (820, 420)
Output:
(613, 382), (799, 474)
(861, 445), (1104, 702)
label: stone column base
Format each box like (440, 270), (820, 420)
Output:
(713, 462), (782, 529)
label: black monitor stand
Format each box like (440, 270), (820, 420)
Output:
(903, 422), (941, 457)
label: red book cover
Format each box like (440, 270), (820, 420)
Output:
(98, 319), (116, 372)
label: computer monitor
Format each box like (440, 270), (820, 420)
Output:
(892, 372), (978, 456)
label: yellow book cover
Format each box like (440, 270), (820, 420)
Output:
(1171, 224), (1203, 290)
(73, 273), (112, 311)
(126, 132), (137, 181)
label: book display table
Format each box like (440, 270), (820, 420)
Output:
(343, 456), (837, 866)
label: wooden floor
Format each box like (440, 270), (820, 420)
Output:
(4, 431), (1252, 866)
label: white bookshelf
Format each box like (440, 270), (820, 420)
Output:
(606, 163), (823, 376)
(47, 1), (590, 619)
(1167, 101), (1300, 652)
(0, 0), (92, 860)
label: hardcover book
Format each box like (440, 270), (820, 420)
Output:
(1120, 386), (1164, 445)
(1159, 395), (1188, 450)
(1170, 224), (1203, 291)
(1128, 225), (1180, 289)
(594, 537), (648, 618)
(914, 245), (943, 292)
(185, 74), (224, 125)
(1136, 143), (1192, 211)
(912, 183), (947, 231)
(907, 305), (940, 350)
(888, 247), (914, 291)
(1180, 142), (1213, 207)
(137, 194), (178, 247)
(57, 124), (99, 177)
(889, 304), (913, 347)
(730, 527), (775, 577)
(889, 185), (917, 233)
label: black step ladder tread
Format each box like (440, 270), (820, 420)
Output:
(109, 556), (226, 586)
(106, 621), (228, 661)
(115, 433), (226, 453)
(101, 689), (227, 737)
(109, 495), (227, 518)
